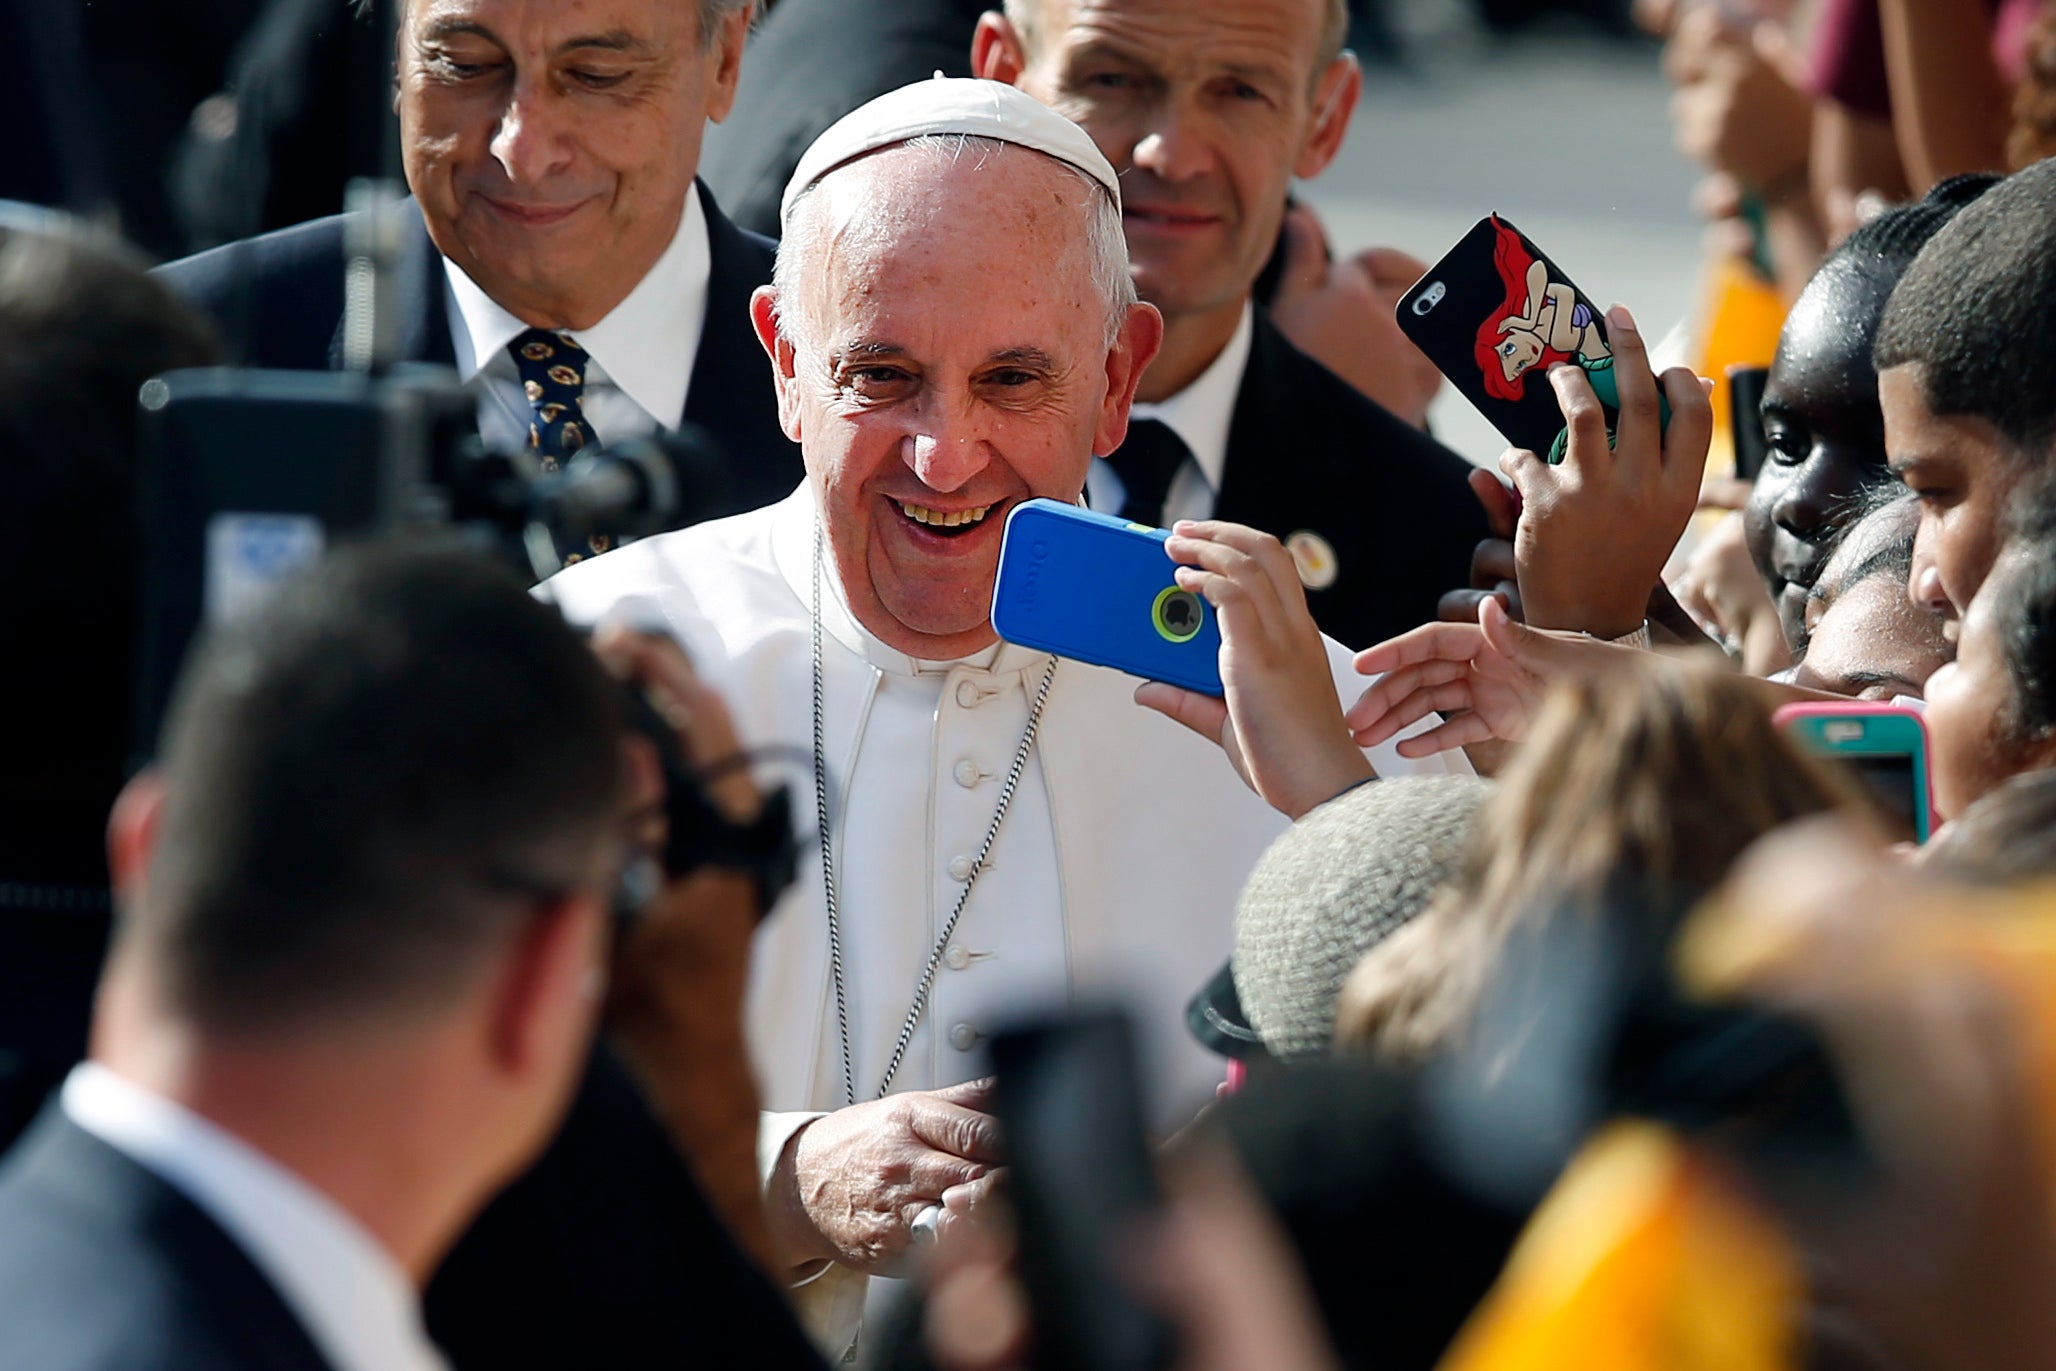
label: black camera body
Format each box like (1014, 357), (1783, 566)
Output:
(132, 363), (729, 756)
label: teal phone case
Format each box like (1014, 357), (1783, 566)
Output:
(991, 499), (1224, 696)
(1774, 704), (1934, 842)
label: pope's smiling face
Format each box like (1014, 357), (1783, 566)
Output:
(752, 143), (1162, 659)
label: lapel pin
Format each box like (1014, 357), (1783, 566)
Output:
(1285, 530), (1339, 591)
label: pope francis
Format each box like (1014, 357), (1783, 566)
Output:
(541, 76), (1468, 1351)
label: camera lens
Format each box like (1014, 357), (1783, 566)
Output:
(1151, 587), (1204, 644)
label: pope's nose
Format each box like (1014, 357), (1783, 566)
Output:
(904, 429), (988, 494)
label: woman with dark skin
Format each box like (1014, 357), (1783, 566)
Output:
(1745, 176), (1996, 654)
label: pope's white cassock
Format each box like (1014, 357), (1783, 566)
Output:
(542, 482), (1468, 1337)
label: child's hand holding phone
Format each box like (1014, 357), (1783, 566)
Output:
(1135, 520), (1373, 820)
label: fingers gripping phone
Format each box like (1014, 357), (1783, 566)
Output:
(991, 499), (1224, 696)
(1773, 702), (1936, 843)
(1397, 214), (1666, 465)
(987, 1009), (1176, 1371)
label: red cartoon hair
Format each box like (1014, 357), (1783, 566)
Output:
(1475, 216), (1571, 402)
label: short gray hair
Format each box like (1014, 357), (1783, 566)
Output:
(373, 0), (754, 48)
(1002, 0), (1351, 72)
(772, 134), (1134, 353)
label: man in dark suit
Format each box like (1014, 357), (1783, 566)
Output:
(976, 0), (1492, 650)
(157, 0), (802, 557)
(0, 545), (633, 1371)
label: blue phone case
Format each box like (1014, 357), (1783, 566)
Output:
(991, 499), (1224, 696)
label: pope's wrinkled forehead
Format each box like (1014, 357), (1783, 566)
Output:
(779, 139), (1116, 352)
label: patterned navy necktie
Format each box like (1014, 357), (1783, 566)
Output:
(508, 328), (611, 563)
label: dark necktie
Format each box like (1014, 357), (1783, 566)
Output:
(509, 328), (611, 564)
(1105, 417), (1192, 529)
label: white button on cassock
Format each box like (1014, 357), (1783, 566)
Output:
(954, 679), (985, 708)
(946, 855), (974, 882)
(944, 944), (971, 971)
(948, 1022), (981, 1052)
(952, 759), (981, 788)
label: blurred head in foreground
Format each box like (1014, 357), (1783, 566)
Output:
(98, 542), (630, 1273)
(1190, 776), (1493, 1064)
(0, 217), (219, 890)
(1337, 658), (1864, 1064)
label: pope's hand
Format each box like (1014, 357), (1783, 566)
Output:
(1135, 520), (1372, 820)
(768, 1079), (1004, 1276)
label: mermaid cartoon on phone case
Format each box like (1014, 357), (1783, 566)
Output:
(1473, 215), (1617, 460)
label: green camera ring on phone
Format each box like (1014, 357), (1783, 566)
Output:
(1151, 585), (1205, 644)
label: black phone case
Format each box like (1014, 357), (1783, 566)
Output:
(1396, 214), (1623, 464)
(1728, 365), (1771, 482)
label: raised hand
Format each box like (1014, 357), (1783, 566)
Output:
(1347, 597), (1637, 758)
(1500, 306), (1711, 638)
(1135, 520), (1372, 819)
(1268, 203), (1444, 430)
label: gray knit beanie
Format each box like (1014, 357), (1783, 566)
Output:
(1232, 776), (1493, 1059)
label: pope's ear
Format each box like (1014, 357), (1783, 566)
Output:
(1093, 301), (1165, 457)
(971, 11), (1028, 85)
(750, 287), (805, 441)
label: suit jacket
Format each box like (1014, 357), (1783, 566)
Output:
(154, 181), (803, 522)
(1211, 313), (1491, 652)
(700, 0), (991, 239)
(0, 1108), (335, 1371)
(425, 1046), (826, 1371)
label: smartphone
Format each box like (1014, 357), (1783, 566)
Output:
(991, 499), (1223, 696)
(1773, 702), (1935, 843)
(1396, 214), (1663, 464)
(987, 1009), (1176, 1371)
(1728, 365), (1771, 482)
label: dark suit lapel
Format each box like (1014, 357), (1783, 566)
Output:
(685, 182), (778, 442)
(8, 1109), (339, 1371)
(1214, 312), (1313, 538)
(324, 199), (457, 371)
(1211, 313), (1358, 607)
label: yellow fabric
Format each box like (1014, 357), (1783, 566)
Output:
(1691, 253), (1788, 480)
(1436, 1121), (1801, 1371)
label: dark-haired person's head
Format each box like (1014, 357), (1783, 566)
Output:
(1875, 158), (2056, 625)
(1922, 490), (2056, 821)
(1789, 489), (1949, 701)
(99, 542), (630, 1227)
(1747, 176), (1996, 650)
(0, 220), (219, 894)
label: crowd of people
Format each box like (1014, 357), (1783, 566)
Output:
(8, 0), (2056, 1368)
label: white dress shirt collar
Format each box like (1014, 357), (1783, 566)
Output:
(768, 485), (1046, 680)
(443, 188), (711, 430)
(61, 1063), (449, 1371)
(1127, 302), (1253, 498)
